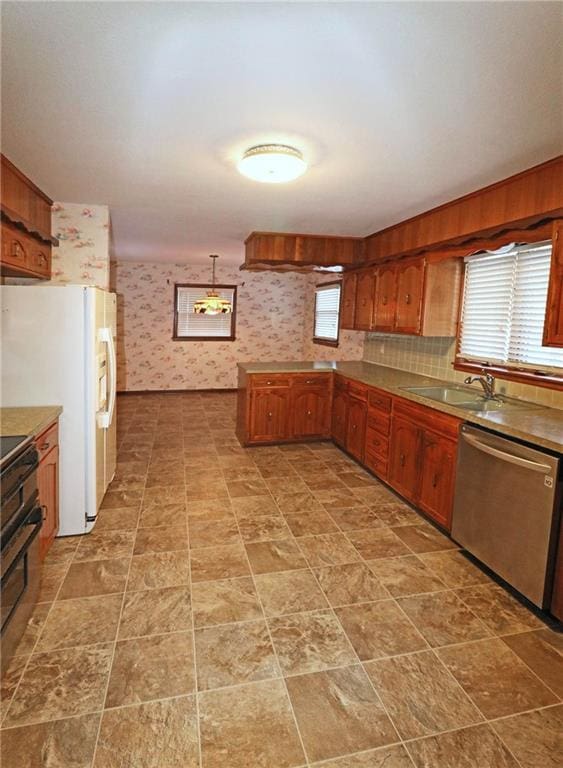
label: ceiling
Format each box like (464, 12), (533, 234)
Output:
(2, 2), (562, 266)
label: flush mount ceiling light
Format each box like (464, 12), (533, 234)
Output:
(237, 144), (307, 183)
(193, 254), (232, 315)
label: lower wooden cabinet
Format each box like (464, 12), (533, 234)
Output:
(248, 388), (291, 442)
(292, 387), (331, 439)
(418, 431), (457, 529)
(346, 396), (367, 462)
(388, 417), (421, 503)
(331, 386), (348, 447)
(36, 420), (60, 560)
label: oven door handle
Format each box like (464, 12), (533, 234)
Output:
(462, 432), (552, 473)
(0, 508), (42, 586)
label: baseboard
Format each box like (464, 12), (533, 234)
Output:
(117, 388), (237, 395)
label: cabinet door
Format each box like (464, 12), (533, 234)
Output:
(38, 446), (59, 560)
(388, 417), (421, 503)
(249, 389), (290, 442)
(395, 259), (425, 334)
(373, 264), (396, 331)
(543, 221), (563, 346)
(346, 397), (367, 462)
(340, 274), (357, 330)
(331, 389), (349, 447)
(1, 224), (29, 272)
(292, 388), (331, 439)
(354, 270), (376, 330)
(418, 431), (457, 530)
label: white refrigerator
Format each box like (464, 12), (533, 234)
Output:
(1, 285), (117, 535)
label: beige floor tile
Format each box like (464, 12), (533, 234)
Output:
(455, 583), (543, 635)
(255, 569), (329, 617)
(309, 745), (413, 767)
(352, 486), (397, 505)
(238, 514), (291, 542)
(10, 602), (51, 656)
(106, 631), (195, 707)
(491, 704), (563, 768)
(0, 713), (101, 768)
(398, 591), (491, 647)
(328, 507), (384, 531)
(138, 502), (187, 528)
(188, 517), (242, 548)
(4, 644), (113, 727)
(364, 650), (482, 740)
(44, 537), (80, 565)
(314, 562), (389, 606)
(227, 478), (270, 497)
(133, 525), (188, 554)
(36, 594), (122, 651)
(222, 466), (262, 482)
(303, 474), (348, 491)
(367, 555), (446, 597)
(284, 510), (339, 537)
(195, 620), (279, 690)
(231, 494), (281, 519)
(58, 559), (129, 600)
(313, 489), (365, 510)
(74, 531), (135, 562)
(420, 550), (491, 588)
(145, 470), (185, 488)
(297, 533), (362, 567)
(94, 696), (199, 768)
(192, 576), (263, 626)
(269, 610), (356, 675)
(406, 724), (520, 768)
(1, 654), (29, 722)
(368, 500), (421, 528)
(199, 678), (305, 768)
(118, 586), (191, 639)
(186, 498), (234, 519)
(346, 529), (411, 560)
(273, 491), (325, 514)
(286, 665), (398, 763)
(37, 563), (68, 602)
(266, 476), (310, 495)
(142, 485), (186, 507)
(245, 539), (307, 574)
(101, 489), (143, 509)
(94, 507), (140, 531)
(437, 637), (558, 719)
(127, 551), (190, 591)
(393, 524), (457, 554)
(501, 629), (563, 697)
(335, 600), (426, 661)
(190, 542), (251, 582)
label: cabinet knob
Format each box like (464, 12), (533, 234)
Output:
(40, 442), (50, 451)
(266, 380), (273, 385)
(400, 453), (406, 467)
(352, 424), (357, 431)
(432, 473), (438, 488)
(267, 412), (273, 418)
(307, 410), (312, 416)
(382, 296), (388, 306)
(405, 293), (411, 305)
(305, 379), (314, 384)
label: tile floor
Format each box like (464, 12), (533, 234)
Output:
(1, 391), (562, 767)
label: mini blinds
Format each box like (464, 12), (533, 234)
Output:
(458, 242), (563, 371)
(175, 285), (236, 339)
(314, 283), (341, 342)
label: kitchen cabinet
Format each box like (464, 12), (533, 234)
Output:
(244, 231), (363, 269)
(364, 388), (392, 480)
(292, 385), (332, 439)
(248, 388), (291, 442)
(543, 220), (563, 347)
(394, 259), (425, 334)
(1, 154), (56, 279)
(418, 431), (457, 529)
(388, 417), (421, 503)
(372, 263), (396, 332)
(340, 273), (357, 330)
(36, 420), (59, 560)
(331, 378), (349, 447)
(353, 269), (377, 330)
(346, 395), (367, 462)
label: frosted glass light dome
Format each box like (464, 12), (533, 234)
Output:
(237, 144), (307, 183)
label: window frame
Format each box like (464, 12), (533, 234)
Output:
(313, 280), (341, 348)
(172, 282), (238, 342)
(453, 243), (563, 391)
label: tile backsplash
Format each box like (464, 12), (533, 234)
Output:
(363, 333), (563, 410)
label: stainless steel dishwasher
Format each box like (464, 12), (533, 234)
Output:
(452, 424), (562, 609)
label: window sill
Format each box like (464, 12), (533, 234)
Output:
(313, 338), (339, 348)
(453, 360), (563, 391)
(172, 335), (236, 342)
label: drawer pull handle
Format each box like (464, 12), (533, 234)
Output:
(305, 379), (314, 384)
(40, 442), (50, 451)
(400, 453), (406, 467)
(266, 380), (273, 385)
(405, 293), (411, 305)
(432, 473), (438, 488)
(382, 296), (388, 306)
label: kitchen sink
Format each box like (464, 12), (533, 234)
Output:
(401, 385), (543, 412)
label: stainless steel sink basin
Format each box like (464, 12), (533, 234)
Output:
(401, 385), (543, 412)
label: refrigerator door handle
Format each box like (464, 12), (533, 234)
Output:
(98, 327), (116, 429)
(461, 432), (552, 473)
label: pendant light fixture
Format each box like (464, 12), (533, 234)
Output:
(237, 144), (307, 183)
(193, 255), (232, 315)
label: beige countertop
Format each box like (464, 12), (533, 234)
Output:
(0, 406), (62, 438)
(238, 361), (563, 453)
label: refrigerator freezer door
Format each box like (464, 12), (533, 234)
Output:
(104, 291), (117, 490)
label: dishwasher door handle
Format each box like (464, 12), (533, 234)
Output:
(462, 432), (552, 473)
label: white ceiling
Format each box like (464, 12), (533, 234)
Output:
(2, 2), (562, 266)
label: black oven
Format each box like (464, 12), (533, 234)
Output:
(1, 437), (42, 675)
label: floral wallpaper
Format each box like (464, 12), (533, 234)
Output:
(114, 261), (363, 391)
(51, 203), (110, 289)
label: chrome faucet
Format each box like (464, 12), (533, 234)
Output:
(464, 373), (497, 400)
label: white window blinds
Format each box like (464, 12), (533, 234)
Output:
(458, 242), (563, 372)
(175, 285), (236, 339)
(314, 283), (341, 342)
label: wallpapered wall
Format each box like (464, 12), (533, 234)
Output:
(52, 203), (110, 288)
(114, 261), (364, 391)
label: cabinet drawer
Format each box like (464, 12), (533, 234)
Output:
(348, 379), (368, 401)
(365, 450), (388, 480)
(367, 411), (390, 437)
(291, 373), (332, 389)
(393, 397), (461, 440)
(250, 374), (291, 388)
(36, 421), (59, 461)
(334, 374), (348, 392)
(368, 389), (391, 413)
(365, 426), (388, 459)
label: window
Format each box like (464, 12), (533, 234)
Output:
(313, 281), (341, 346)
(173, 284), (237, 341)
(457, 241), (563, 374)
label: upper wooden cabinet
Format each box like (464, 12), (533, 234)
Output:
(354, 269), (377, 330)
(543, 220), (563, 347)
(394, 259), (425, 334)
(340, 273), (357, 330)
(1, 154), (56, 279)
(244, 231), (363, 269)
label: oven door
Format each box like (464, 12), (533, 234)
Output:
(1, 507), (42, 674)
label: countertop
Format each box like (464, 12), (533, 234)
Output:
(0, 406), (63, 438)
(238, 361), (563, 453)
